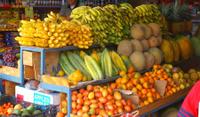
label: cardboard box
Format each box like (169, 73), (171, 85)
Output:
(15, 86), (60, 105)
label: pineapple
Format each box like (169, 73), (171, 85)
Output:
(160, 0), (191, 22)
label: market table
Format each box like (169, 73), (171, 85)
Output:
(138, 87), (191, 117)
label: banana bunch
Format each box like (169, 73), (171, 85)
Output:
(16, 12), (93, 48)
(119, 3), (136, 38)
(71, 6), (108, 46)
(65, 20), (93, 49)
(134, 4), (161, 24)
(103, 4), (124, 44)
(70, 3), (136, 47)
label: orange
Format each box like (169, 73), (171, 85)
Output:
(136, 84), (142, 90)
(110, 83), (117, 89)
(119, 71), (126, 76)
(121, 77), (128, 84)
(114, 91), (122, 100)
(56, 112), (65, 117)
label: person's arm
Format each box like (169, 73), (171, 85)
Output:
(178, 81), (200, 117)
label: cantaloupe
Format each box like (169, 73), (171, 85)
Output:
(131, 24), (145, 40)
(131, 40), (143, 52)
(148, 36), (159, 48)
(157, 35), (163, 45)
(141, 39), (149, 51)
(144, 52), (155, 69)
(149, 48), (163, 64)
(140, 24), (153, 39)
(129, 51), (146, 71)
(148, 23), (161, 36)
(117, 40), (134, 56)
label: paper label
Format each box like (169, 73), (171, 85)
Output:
(33, 92), (50, 105)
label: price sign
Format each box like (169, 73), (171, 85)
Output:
(33, 92), (50, 105)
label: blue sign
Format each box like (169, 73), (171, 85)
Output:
(33, 92), (50, 105)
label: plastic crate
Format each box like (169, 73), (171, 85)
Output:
(0, 95), (58, 117)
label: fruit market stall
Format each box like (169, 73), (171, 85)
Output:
(1, 1), (200, 117)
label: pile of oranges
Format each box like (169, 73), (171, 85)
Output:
(70, 85), (135, 117)
(0, 102), (14, 116)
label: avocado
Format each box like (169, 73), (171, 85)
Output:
(12, 109), (21, 115)
(26, 105), (35, 114)
(33, 110), (42, 117)
(21, 110), (31, 117)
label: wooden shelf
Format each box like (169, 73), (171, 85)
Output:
(138, 88), (191, 116)
(0, 28), (18, 32)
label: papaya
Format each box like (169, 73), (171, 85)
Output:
(160, 39), (174, 63)
(177, 36), (193, 60)
(171, 40), (180, 62)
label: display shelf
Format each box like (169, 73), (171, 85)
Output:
(20, 45), (100, 52)
(138, 87), (191, 116)
(0, 28), (18, 32)
(0, 74), (21, 84)
(32, 6), (61, 8)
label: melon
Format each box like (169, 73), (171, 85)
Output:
(160, 39), (174, 63)
(129, 51), (146, 71)
(144, 52), (155, 69)
(149, 48), (163, 64)
(148, 23), (161, 36)
(157, 35), (163, 45)
(148, 36), (159, 48)
(141, 39), (149, 51)
(177, 36), (193, 60)
(140, 24), (153, 39)
(131, 39), (143, 52)
(131, 24), (145, 40)
(117, 40), (134, 56)
(191, 36), (200, 56)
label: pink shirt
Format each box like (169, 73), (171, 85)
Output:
(178, 81), (200, 117)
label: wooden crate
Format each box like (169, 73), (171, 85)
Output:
(0, 65), (34, 79)
(22, 51), (60, 80)
(5, 81), (16, 96)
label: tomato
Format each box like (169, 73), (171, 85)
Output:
(77, 98), (84, 105)
(115, 100), (122, 107)
(124, 105), (132, 112)
(87, 85), (94, 91)
(79, 88), (85, 93)
(77, 93), (83, 99)
(72, 91), (78, 95)
(126, 99), (132, 106)
(77, 110), (83, 116)
(98, 102), (104, 109)
(72, 95), (77, 101)
(99, 97), (107, 104)
(95, 91), (102, 98)
(72, 102), (77, 109)
(76, 104), (82, 110)
(82, 106), (89, 112)
(84, 100), (91, 106)
(107, 95), (113, 100)
(121, 99), (127, 106)
(72, 109), (78, 114)
(117, 107), (123, 113)
(107, 104), (114, 110)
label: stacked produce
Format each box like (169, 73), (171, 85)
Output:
(0, 103), (42, 117)
(2, 48), (19, 67)
(160, 36), (193, 63)
(70, 3), (135, 46)
(59, 49), (130, 84)
(191, 36), (200, 56)
(134, 4), (167, 32)
(117, 23), (163, 71)
(111, 64), (198, 108)
(15, 12), (93, 49)
(70, 85), (135, 117)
